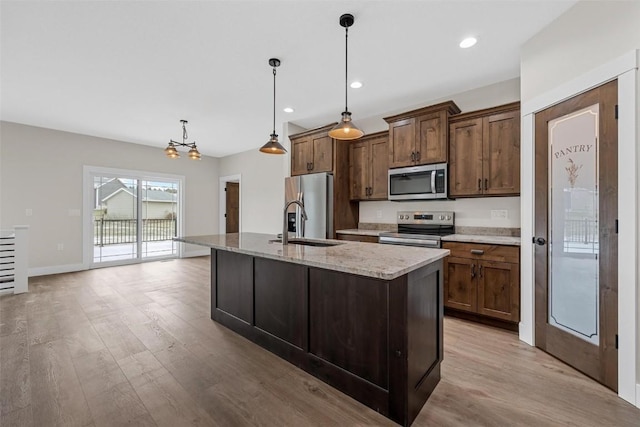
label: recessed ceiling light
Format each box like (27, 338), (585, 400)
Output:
(283, 107), (294, 113)
(459, 37), (477, 48)
(350, 81), (363, 89)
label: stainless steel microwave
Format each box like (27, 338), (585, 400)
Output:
(388, 163), (448, 201)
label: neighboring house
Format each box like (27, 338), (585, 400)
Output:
(95, 178), (177, 220)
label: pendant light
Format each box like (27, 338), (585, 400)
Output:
(328, 13), (364, 140)
(259, 58), (287, 154)
(164, 120), (201, 160)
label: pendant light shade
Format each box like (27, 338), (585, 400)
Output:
(259, 58), (287, 154)
(328, 13), (364, 141)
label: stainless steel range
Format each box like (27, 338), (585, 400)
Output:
(379, 211), (454, 248)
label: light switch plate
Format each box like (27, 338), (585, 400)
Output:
(25, 208), (33, 216)
(376, 210), (383, 219)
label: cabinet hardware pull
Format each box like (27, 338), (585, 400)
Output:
(310, 162), (314, 170)
(484, 178), (488, 191)
(368, 187), (372, 196)
(366, 187), (370, 197)
(471, 264), (475, 278)
(470, 249), (484, 255)
(478, 179), (481, 191)
(479, 265), (483, 278)
(411, 151), (415, 162)
(306, 162), (310, 171)
(416, 151), (420, 161)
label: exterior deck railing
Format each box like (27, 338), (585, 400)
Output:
(94, 219), (176, 246)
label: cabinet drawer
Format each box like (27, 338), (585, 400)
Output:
(442, 242), (519, 263)
(336, 233), (379, 244)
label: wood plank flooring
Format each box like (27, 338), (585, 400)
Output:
(1, 256), (638, 426)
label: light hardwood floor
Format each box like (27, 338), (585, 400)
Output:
(1, 256), (638, 426)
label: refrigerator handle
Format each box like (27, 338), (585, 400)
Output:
(299, 192), (305, 237)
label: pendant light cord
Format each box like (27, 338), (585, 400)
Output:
(273, 67), (277, 135)
(344, 26), (349, 112)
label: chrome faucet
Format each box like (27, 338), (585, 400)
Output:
(283, 200), (308, 245)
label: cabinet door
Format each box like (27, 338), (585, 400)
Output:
(312, 134), (333, 173)
(369, 136), (389, 200)
(349, 140), (368, 200)
(449, 118), (484, 197)
(477, 260), (519, 322)
(291, 136), (312, 176)
(388, 118), (415, 168)
(443, 256), (477, 313)
(416, 111), (447, 164)
(483, 110), (520, 195)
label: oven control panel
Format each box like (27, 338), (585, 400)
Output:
(397, 211), (454, 226)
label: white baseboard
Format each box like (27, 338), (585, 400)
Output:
(182, 248), (210, 258)
(28, 263), (86, 277)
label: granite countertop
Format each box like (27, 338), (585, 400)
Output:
(176, 232), (449, 280)
(441, 234), (521, 246)
(335, 229), (384, 237)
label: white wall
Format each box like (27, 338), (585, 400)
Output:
(358, 78), (521, 226)
(520, 1), (640, 406)
(0, 121), (219, 273)
(218, 146), (286, 234)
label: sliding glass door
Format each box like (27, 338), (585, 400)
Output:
(88, 168), (182, 267)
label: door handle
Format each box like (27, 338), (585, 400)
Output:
(478, 178), (481, 191)
(471, 264), (475, 278)
(533, 237), (546, 246)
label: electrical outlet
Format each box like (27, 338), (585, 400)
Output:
(57, 243), (64, 251)
(376, 210), (383, 219)
(491, 210), (508, 220)
(25, 208), (33, 216)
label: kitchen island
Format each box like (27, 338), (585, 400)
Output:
(175, 233), (449, 426)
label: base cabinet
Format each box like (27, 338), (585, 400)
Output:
(443, 242), (520, 325)
(211, 249), (443, 426)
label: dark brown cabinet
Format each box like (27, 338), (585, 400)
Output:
(349, 131), (388, 200)
(384, 101), (460, 168)
(210, 247), (444, 427)
(290, 125), (334, 176)
(289, 123), (358, 238)
(336, 233), (379, 243)
(449, 103), (520, 197)
(443, 241), (520, 325)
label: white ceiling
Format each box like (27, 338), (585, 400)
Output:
(1, 0), (576, 158)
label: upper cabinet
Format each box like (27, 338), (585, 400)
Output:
(384, 101), (461, 168)
(449, 102), (520, 198)
(290, 124), (336, 176)
(349, 131), (388, 201)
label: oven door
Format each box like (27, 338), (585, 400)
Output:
(388, 164), (447, 200)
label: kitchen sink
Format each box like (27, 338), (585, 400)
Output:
(269, 238), (344, 247)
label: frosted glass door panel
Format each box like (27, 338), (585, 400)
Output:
(548, 104), (599, 345)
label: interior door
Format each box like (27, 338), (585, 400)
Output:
(225, 182), (239, 233)
(534, 80), (618, 391)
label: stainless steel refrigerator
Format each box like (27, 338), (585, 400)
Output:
(284, 172), (334, 239)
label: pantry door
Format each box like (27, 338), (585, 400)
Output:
(533, 80), (618, 391)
